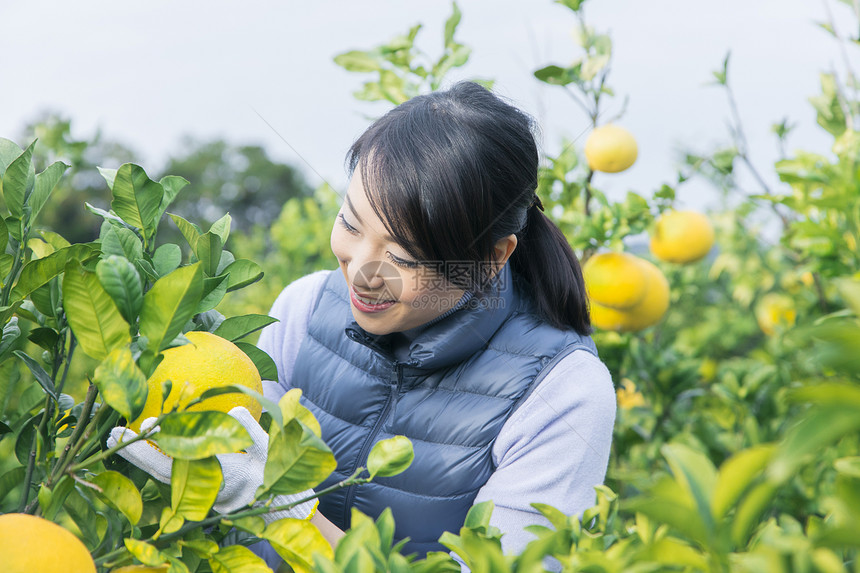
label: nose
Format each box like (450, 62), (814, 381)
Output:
(352, 260), (390, 292)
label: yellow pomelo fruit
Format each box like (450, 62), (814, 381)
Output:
(0, 513), (96, 573)
(584, 124), (638, 173)
(755, 293), (796, 336)
(583, 252), (648, 310)
(128, 331), (263, 431)
(589, 258), (670, 332)
(650, 210), (715, 264)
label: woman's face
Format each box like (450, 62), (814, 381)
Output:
(331, 170), (466, 336)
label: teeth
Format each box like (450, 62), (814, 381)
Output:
(354, 289), (393, 305)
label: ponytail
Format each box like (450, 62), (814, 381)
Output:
(510, 206), (592, 335)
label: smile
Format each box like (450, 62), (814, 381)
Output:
(350, 286), (396, 312)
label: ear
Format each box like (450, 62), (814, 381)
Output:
(488, 234), (518, 278)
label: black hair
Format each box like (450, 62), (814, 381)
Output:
(345, 80), (591, 335)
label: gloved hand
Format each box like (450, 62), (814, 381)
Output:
(107, 406), (317, 523)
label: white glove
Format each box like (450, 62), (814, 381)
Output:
(107, 406), (317, 523)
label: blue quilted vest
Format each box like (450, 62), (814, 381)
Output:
(290, 262), (597, 555)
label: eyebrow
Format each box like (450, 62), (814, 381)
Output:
(344, 193), (399, 244)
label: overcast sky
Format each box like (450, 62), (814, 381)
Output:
(1, 0), (857, 213)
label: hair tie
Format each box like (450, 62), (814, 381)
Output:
(529, 194), (544, 212)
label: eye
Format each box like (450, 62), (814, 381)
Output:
(387, 252), (421, 269)
(338, 213), (358, 235)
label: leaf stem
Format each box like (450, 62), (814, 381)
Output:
(48, 383), (98, 486)
(55, 333), (76, 397)
(94, 469), (369, 566)
(18, 426), (39, 513)
(67, 412), (163, 473)
(0, 239), (23, 307)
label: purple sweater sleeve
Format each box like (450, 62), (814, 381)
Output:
(257, 270), (617, 569)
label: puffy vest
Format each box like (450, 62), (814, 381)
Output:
(290, 262), (597, 555)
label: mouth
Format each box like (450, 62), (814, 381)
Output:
(349, 287), (396, 311)
(351, 286), (396, 305)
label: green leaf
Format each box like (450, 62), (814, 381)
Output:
(155, 411), (252, 460)
(179, 538), (219, 561)
(261, 418), (336, 496)
(234, 342), (279, 381)
(91, 470), (143, 525)
(262, 518), (334, 573)
(276, 389), (319, 437)
(93, 347), (148, 420)
(209, 545), (273, 573)
(139, 262), (204, 352)
(0, 254), (12, 282)
(14, 349), (58, 402)
(64, 486), (105, 550)
(1, 140), (35, 220)
(0, 216), (8, 254)
(101, 225), (143, 262)
(196, 232), (223, 277)
(534, 64), (579, 86)
(223, 516), (266, 536)
(770, 404), (860, 482)
(367, 435), (414, 478)
(86, 202), (138, 233)
(38, 475), (74, 521)
(213, 314), (278, 342)
(0, 138), (24, 172)
(110, 163), (164, 238)
(15, 414), (39, 465)
(581, 54), (610, 81)
(834, 456), (860, 478)
(155, 175), (190, 223)
(12, 243), (97, 300)
(209, 213), (232, 244)
(375, 508), (396, 556)
(169, 213), (203, 250)
(125, 538), (170, 568)
(62, 260), (131, 361)
(622, 476), (707, 545)
(98, 166), (118, 190)
(168, 456), (222, 522)
(730, 481), (779, 547)
(152, 243), (182, 277)
(712, 444), (776, 520)
(810, 73), (848, 136)
(463, 500), (494, 531)
(159, 504), (184, 535)
(30, 161), (69, 224)
(97, 255), (144, 324)
(530, 502), (569, 531)
(223, 259), (264, 291)
(0, 466), (26, 504)
(555, 0), (586, 11)
(331, 510), (380, 570)
(0, 316), (22, 357)
(197, 274), (229, 314)
(0, 302), (22, 328)
(444, 2), (462, 48)
(835, 277), (860, 316)
(216, 249), (236, 275)
(334, 50), (381, 72)
(661, 443), (717, 536)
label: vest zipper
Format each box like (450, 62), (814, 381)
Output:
(341, 361), (404, 528)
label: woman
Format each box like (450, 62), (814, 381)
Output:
(254, 81), (616, 563)
(112, 81), (616, 568)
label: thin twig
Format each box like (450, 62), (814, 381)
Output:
(48, 383), (98, 486)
